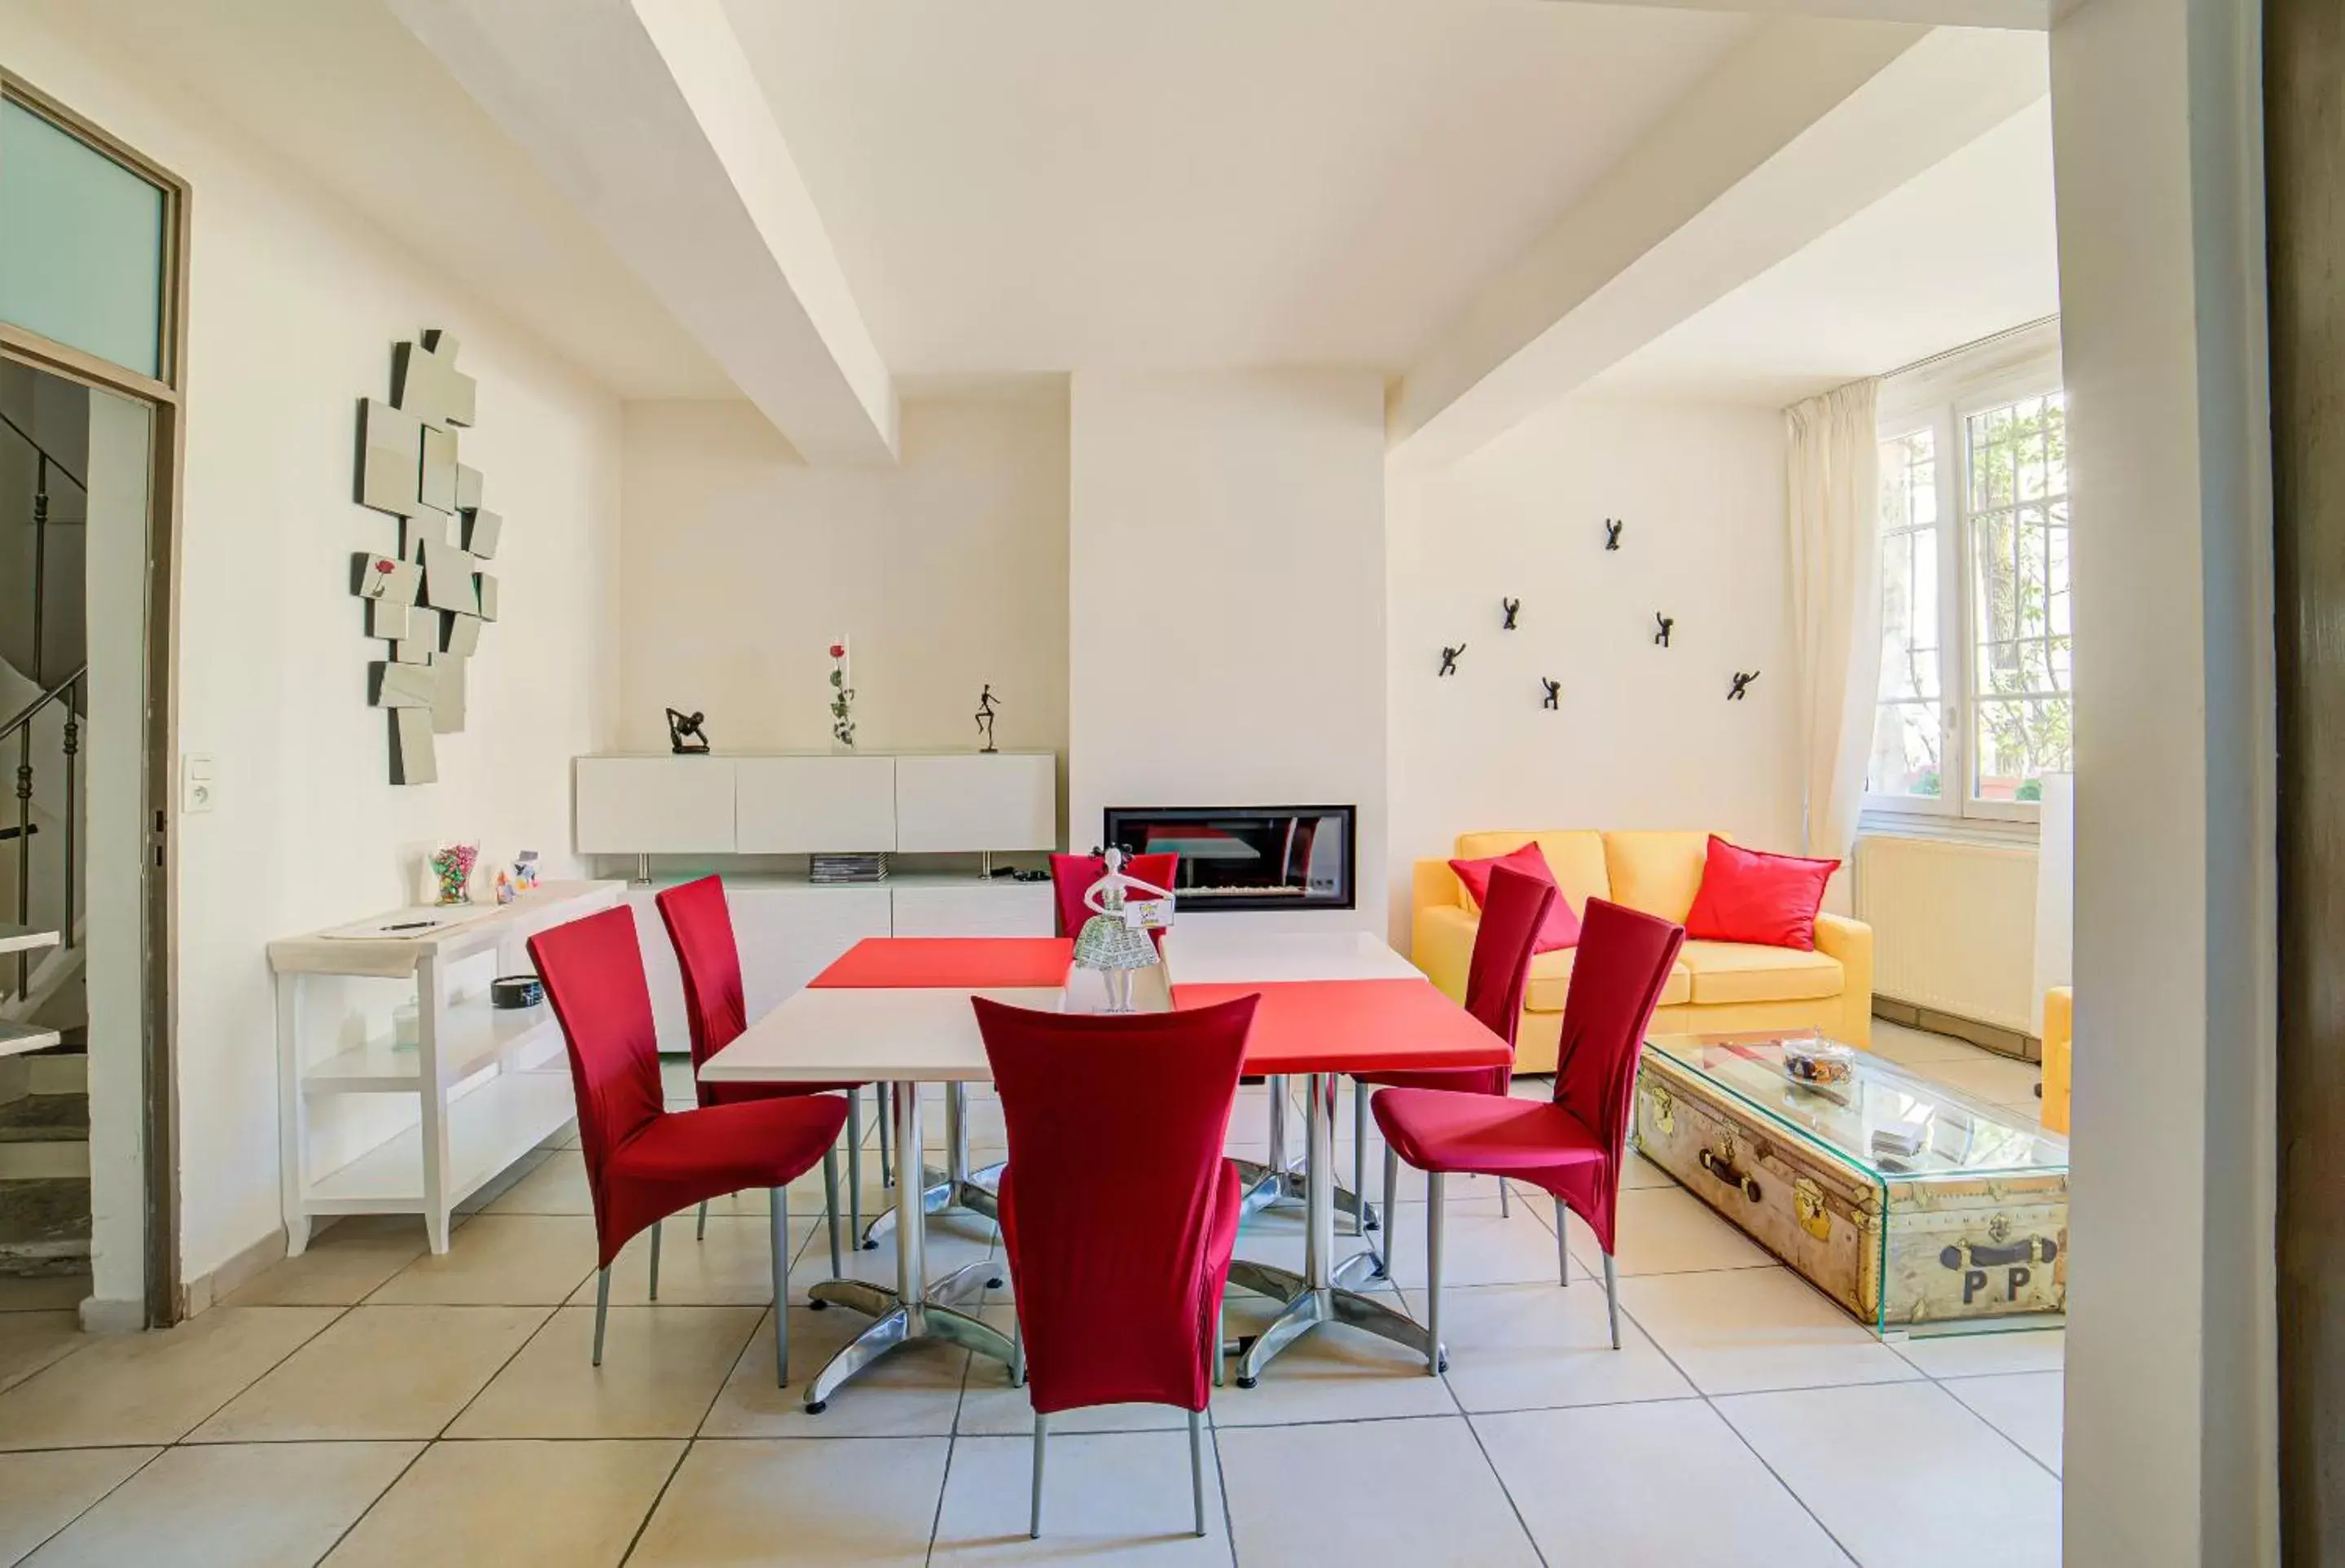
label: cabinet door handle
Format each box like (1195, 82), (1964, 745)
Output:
(1697, 1147), (1762, 1203)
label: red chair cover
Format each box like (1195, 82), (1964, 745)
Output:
(1373, 898), (1684, 1255)
(973, 993), (1256, 1415)
(656, 875), (861, 1105)
(1356, 862), (1555, 1096)
(530, 906), (848, 1267)
(1047, 852), (1179, 942)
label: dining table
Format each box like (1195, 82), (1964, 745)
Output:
(699, 925), (1510, 1410)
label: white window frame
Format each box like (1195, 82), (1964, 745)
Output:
(1864, 323), (2065, 840)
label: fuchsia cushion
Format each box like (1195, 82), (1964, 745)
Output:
(1447, 842), (1583, 953)
(1683, 835), (1839, 951)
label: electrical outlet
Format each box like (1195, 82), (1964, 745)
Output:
(181, 753), (215, 815)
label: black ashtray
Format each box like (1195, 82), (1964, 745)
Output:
(491, 974), (544, 1010)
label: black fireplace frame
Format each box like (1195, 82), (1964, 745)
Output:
(1100, 804), (1358, 914)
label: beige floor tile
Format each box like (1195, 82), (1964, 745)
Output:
(450, 1305), (762, 1438)
(700, 1306), (971, 1439)
(0, 1447), (156, 1566)
(785, 1210), (999, 1308)
(1210, 1285), (1459, 1427)
(1946, 1370), (2064, 1474)
(933, 1427), (1227, 1561)
(1617, 1267), (1921, 1396)
(955, 1306), (1185, 1436)
(368, 1214), (597, 1306)
(1379, 1193), (1579, 1290)
(583, 1214), (819, 1307)
(1218, 1415), (1540, 1566)
(23, 1441), (416, 1568)
(1477, 1400), (1853, 1566)
(323, 1438), (680, 1568)
(552, 1119), (582, 1149)
(1717, 1381), (2061, 1568)
(1868, 1021), (1986, 1067)
(190, 1304), (550, 1442)
(1620, 1151), (1673, 1189)
(1395, 1281), (1693, 1412)
(0, 1306), (339, 1450)
(1565, 1184), (1776, 1277)
(0, 1276), (87, 1314)
(628, 1436), (948, 1566)
(482, 1148), (595, 1214)
(1894, 1326), (2066, 1380)
(0, 1312), (81, 1396)
(454, 1147), (555, 1215)
(1912, 1052), (2043, 1108)
(226, 1216), (429, 1307)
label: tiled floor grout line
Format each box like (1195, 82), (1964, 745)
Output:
(309, 1435), (434, 1564)
(617, 1439), (695, 1567)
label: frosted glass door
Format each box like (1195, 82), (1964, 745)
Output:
(0, 99), (167, 380)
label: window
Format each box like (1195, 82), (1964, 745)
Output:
(1867, 336), (2069, 824)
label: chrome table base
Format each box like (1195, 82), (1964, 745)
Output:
(1233, 1075), (1375, 1227)
(857, 1084), (999, 1248)
(805, 1079), (1015, 1413)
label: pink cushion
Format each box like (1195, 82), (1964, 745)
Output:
(1447, 843), (1583, 953)
(1683, 836), (1838, 951)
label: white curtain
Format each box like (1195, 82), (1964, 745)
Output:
(1785, 380), (1882, 866)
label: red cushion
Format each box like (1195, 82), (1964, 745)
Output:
(1447, 843), (1582, 953)
(1372, 1086), (1605, 1175)
(1683, 836), (1839, 951)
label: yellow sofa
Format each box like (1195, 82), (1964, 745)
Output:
(1411, 831), (1874, 1074)
(2040, 986), (2071, 1135)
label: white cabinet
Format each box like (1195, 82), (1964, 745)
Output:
(735, 884), (894, 1012)
(736, 757), (898, 853)
(575, 758), (735, 854)
(894, 753), (1056, 852)
(890, 881), (1056, 937)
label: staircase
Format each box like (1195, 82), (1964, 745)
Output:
(0, 926), (82, 1276)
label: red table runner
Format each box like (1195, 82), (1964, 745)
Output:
(1172, 977), (1509, 1077)
(810, 936), (1076, 990)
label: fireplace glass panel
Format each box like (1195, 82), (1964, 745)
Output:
(1100, 806), (1355, 913)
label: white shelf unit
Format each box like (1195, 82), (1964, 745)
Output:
(268, 881), (623, 1254)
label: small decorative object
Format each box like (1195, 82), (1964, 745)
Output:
(810, 853), (888, 885)
(494, 850), (541, 905)
(974, 683), (1002, 753)
(1540, 678), (1561, 710)
(665, 707), (710, 754)
(1784, 1038), (1855, 1086)
(1871, 1122), (1929, 1160)
(828, 639), (856, 750)
(1605, 518), (1624, 551)
(1653, 613), (1673, 648)
(428, 841), (478, 906)
(490, 974), (545, 1011)
(1500, 598), (1521, 630)
(1073, 847), (1171, 1013)
(392, 999), (420, 1050)
(1728, 670), (1760, 701)
(1438, 643), (1466, 678)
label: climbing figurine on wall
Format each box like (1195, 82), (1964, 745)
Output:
(1540, 678), (1560, 710)
(1728, 670), (1760, 701)
(974, 683), (1002, 753)
(1501, 598), (1521, 630)
(1438, 643), (1466, 677)
(1653, 613), (1674, 648)
(1605, 519), (1623, 551)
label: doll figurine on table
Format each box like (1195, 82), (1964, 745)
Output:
(1073, 846), (1173, 1013)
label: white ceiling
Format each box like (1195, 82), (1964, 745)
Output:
(721, 0), (1755, 376)
(1585, 95), (2059, 407)
(20, 0), (733, 399)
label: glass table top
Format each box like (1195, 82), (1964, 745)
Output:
(1644, 1033), (2070, 1184)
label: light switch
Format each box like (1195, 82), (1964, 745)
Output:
(181, 753), (215, 815)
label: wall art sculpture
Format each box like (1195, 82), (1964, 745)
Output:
(351, 329), (497, 785)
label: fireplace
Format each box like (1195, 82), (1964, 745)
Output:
(1100, 806), (1356, 912)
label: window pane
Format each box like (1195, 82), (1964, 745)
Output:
(1870, 701), (1944, 797)
(1874, 427), (1944, 800)
(1974, 696), (2071, 801)
(1965, 391), (2071, 805)
(0, 99), (165, 380)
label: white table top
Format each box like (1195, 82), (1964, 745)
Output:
(1158, 927), (1421, 986)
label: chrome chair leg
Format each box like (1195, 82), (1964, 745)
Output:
(1189, 1408), (1207, 1537)
(771, 1183), (792, 1386)
(846, 1093), (865, 1248)
(1603, 1250), (1621, 1349)
(1011, 1313), (1025, 1387)
(876, 1083), (891, 1184)
(1498, 1177), (1509, 1219)
(1372, 1143), (1400, 1277)
(591, 1266), (610, 1366)
(1425, 1171), (1445, 1376)
(1554, 1197), (1570, 1287)
(822, 1148), (845, 1279)
(648, 1217), (662, 1302)
(696, 1200), (709, 1241)
(1351, 1080), (1369, 1235)
(1212, 1300), (1225, 1388)
(1030, 1414), (1049, 1539)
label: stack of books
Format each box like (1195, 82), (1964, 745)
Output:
(809, 854), (889, 885)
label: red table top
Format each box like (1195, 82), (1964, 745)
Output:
(1173, 977), (1510, 1076)
(811, 936), (1076, 990)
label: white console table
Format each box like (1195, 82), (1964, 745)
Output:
(268, 881), (622, 1254)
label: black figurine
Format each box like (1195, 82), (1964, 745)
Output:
(1605, 519), (1623, 551)
(665, 708), (710, 754)
(1501, 598), (1521, 630)
(1438, 643), (1466, 678)
(1653, 613), (1674, 648)
(1728, 670), (1760, 701)
(1540, 678), (1560, 710)
(973, 683), (1002, 753)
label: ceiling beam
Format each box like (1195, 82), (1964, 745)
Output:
(1390, 23), (2049, 463)
(389, 0), (898, 465)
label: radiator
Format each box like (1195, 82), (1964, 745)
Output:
(1853, 834), (2039, 1034)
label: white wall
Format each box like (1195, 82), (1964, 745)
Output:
(5, 11), (625, 1291)
(617, 387), (1069, 762)
(1385, 397), (1799, 943)
(1068, 371), (1386, 932)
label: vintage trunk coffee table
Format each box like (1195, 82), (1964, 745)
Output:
(1636, 1032), (2069, 1335)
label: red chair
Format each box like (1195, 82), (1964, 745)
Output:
(529, 906), (850, 1382)
(973, 992), (1257, 1541)
(1047, 850), (1180, 941)
(657, 876), (876, 1244)
(1372, 898), (1685, 1366)
(1357, 863), (1556, 1241)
